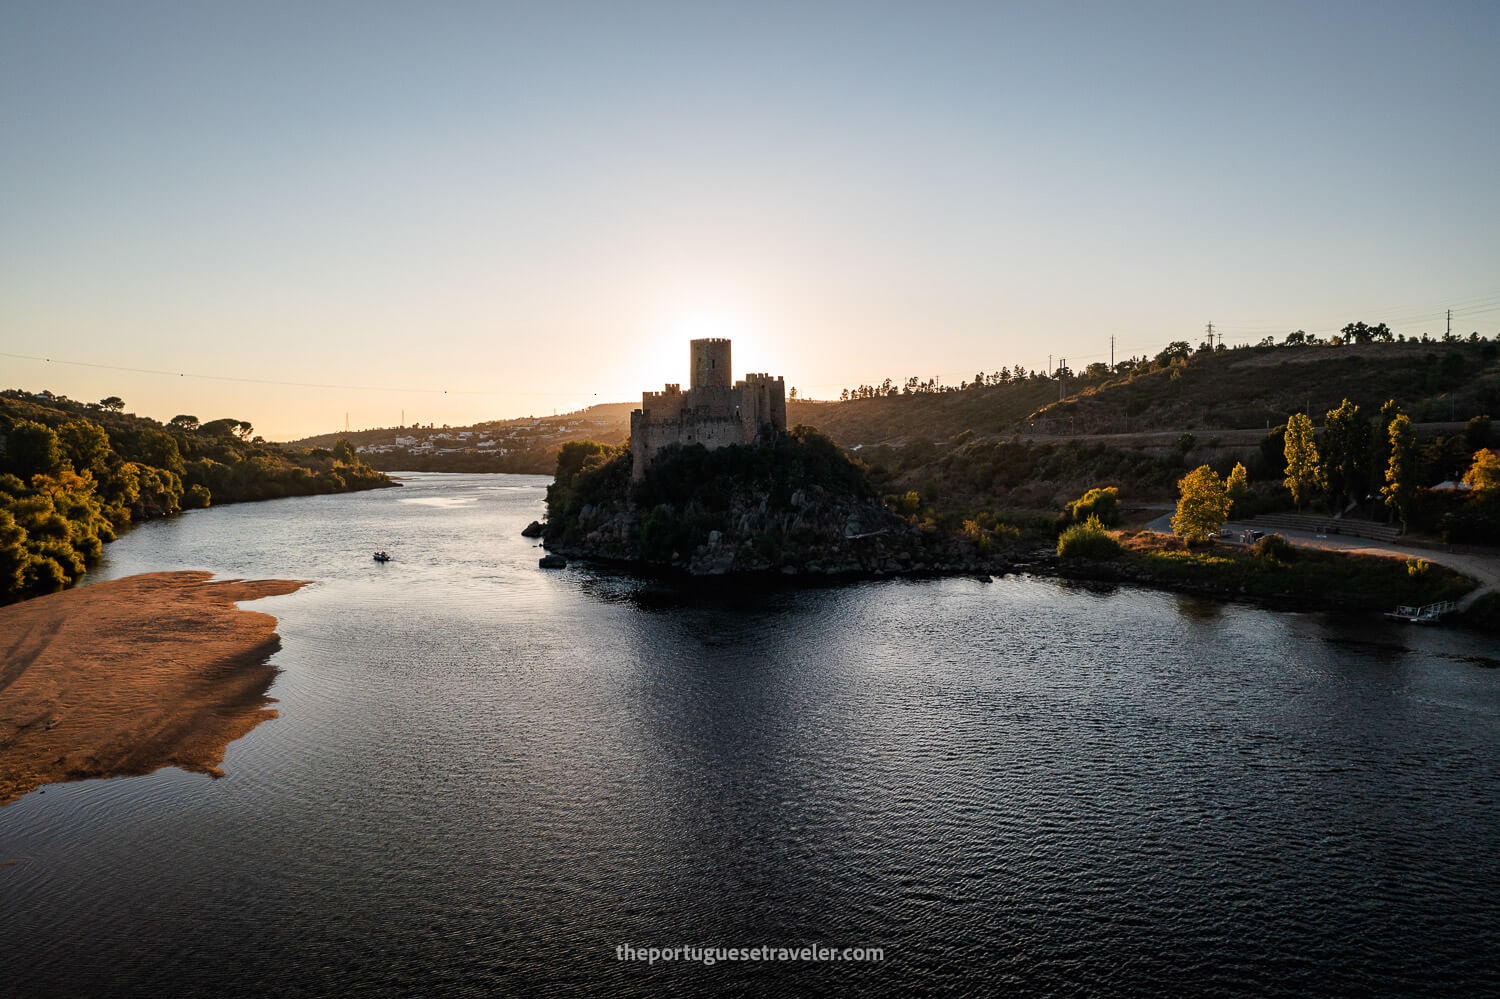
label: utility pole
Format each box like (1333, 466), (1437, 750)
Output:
(1206, 321), (1215, 348)
(1447, 309), (1452, 338)
(345, 412), (349, 433)
(1059, 358), (1067, 400)
(1110, 335), (1115, 368)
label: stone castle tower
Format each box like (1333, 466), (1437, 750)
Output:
(629, 338), (787, 480)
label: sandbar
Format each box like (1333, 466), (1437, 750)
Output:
(0, 571), (309, 805)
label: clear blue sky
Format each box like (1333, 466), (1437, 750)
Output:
(3, 1), (1497, 437)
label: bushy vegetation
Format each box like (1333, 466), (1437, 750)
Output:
(633, 425), (873, 513)
(0, 390), (391, 603)
(545, 427), (882, 563)
(1063, 486), (1120, 526)
(1252, 533), (1296, 567)
(1057, 515), (1122, 561)
(1023, 338), (1500, 437)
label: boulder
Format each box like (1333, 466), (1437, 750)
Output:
(521, 521), (544, 538)
(538, 554), (567, 569)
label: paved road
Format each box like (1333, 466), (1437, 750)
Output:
(1143, 512), (1500, 607)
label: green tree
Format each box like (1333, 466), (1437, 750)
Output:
(0, 507), (28, 602)
(4, 421), (65, 480)
(169, 414), (200, 431)
(99, 396), (125, 412)
(1321, 398), (1372, 510)
(331, 438), (358, 464)
(1340, 321), (1394, 344)
(1172, 465), (1232, 542)
(1381, 414), (1418, 528)
(58, 419), (111, 478)
(135, 430), (186, 477)
(1283, 413), (1323, 509)
(200, 418), (241, 438)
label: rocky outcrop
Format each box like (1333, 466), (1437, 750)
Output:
(540, 483), (1020, 578)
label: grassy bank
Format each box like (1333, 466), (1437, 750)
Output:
(1059, 530), (1479, 614)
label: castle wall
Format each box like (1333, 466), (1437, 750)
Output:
(629, 344), (789, 479)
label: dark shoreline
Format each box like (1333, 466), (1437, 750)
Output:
(544, 540), (1497, 631)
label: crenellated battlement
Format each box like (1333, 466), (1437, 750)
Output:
(630, 339), (787, 479)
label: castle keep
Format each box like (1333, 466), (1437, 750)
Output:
(629, 338), (787, 479)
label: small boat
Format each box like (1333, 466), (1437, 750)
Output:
(373, 551), (392, 562)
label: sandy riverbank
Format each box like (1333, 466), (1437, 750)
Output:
(0, 571), (309, 806)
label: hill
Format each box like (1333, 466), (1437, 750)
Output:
(289, 402), (634, 474)
(1026, 340), (1500, 437)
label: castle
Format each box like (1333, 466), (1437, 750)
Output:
(629, 338), (787, 479)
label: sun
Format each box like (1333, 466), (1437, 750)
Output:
(641, 304), (761, 386)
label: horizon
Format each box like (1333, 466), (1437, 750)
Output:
(4, 2), (1498, 439)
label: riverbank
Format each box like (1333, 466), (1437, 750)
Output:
(0, 571), (308, 805)
(1056, 530), (1491, 625)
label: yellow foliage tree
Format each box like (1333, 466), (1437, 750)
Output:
(1283, 412), (1323, 509)
(1172, 465), (1232, 542)
(1462, 449), (1500, 495)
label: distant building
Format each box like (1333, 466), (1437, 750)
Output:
(629, 338), (786, 480)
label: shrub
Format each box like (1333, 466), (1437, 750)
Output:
(1406, 557), (1431, 578)
(1252, 533), (1295, 567)
(1057, 515), (1122, 561)
(1064, 486), (1120, 526)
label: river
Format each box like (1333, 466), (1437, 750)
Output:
(2, 472), (1497, 997)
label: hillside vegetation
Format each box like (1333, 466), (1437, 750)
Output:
(1028, 341), (1500, 436)
(0, 390), (392, 603)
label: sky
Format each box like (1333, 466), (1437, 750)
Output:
(3, 1), (1498, 439)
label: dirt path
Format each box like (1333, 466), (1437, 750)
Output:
(0, 571), (309, 806)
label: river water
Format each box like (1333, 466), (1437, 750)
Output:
(2, 472), (1498, 997)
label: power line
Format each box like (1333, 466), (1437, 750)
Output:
(0, 350), (586, 398)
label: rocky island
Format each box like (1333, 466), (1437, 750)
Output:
(530, 339), (1021, 577)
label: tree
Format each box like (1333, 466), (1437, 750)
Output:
(1154, 341), (1191, 367)
(1283, 413), (1322, 509)
(169, 414), (200, 431)
(1172, 465), (1232, 542)
(1465, 415), (1492, 451)
(4, 421), (65, 480)
(1341, 321), (1393, 344)
(1462, 449), (1500, 495)
(1226, 462), (1250, 513)
(100, 396), (125, 412)
(331, 439), (358, 464)
(1381, 414), (1418, 529)
(57, 420), (111, 478)
(1321, 398), (1371, 510)
(200, 418), (241, 438)
(0, 507), (29, 602)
